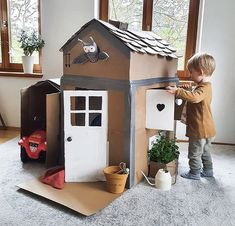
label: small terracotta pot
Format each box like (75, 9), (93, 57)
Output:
(103, 166), (128, 194)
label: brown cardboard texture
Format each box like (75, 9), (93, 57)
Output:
(18, 179), (122, 216)
(18, 19), (180, 216)
(134, 83), (176, 184)
(20, 79), (61, 167)
(60, 19), (179, 188)
(46, 92), (61, 167)
(61, 19), (178, 81)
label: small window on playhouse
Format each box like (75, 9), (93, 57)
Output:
(71, 113), (85, 126)
(89, 96), (102, 110)
(89, 113), (102, 127)
(70, 96), (86, 110)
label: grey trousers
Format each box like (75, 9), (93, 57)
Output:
(188, 137), (214, 175)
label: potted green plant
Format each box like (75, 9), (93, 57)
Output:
(148, 132), (180, 184)
(19, 30), (45, 74)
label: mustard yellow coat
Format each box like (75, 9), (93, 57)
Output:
(175, 82), (216, 139)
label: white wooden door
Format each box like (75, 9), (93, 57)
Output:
(64, 90), (108, 182)
(146, 89), (175, 131)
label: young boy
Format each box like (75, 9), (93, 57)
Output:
(167, 53), (216, 180)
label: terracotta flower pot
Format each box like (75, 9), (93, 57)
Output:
(103, 166), (128, 194)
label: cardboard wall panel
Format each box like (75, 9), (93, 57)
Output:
(46, 93), (61, 168)
(21, 81), (60, 138)
(134, 83), (177, 184)
(108, 91), (126, 166)
(64, 24), (130, 80)
(130, 53), (178, 80)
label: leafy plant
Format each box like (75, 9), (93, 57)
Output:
(148, 133), (180, 164)
(19, 30), (45, 56)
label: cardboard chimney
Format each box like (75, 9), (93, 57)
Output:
(59, 19), (179, 188)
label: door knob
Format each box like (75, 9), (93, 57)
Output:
(67, 136), (72, 142)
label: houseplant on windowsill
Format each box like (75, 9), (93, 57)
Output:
(19, 30), (45, 74)
(148, 132), (180, 184)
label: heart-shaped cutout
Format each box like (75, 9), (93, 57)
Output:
(156, 104), (165, 111)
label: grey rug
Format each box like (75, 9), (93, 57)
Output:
(0, 137), (234, 226)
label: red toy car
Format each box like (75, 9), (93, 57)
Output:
(18, 130), (47, 163)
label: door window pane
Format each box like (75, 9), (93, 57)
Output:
(7, 0), (39, 63)
(152, 0), (190, 70)
(89, 96), (102, 110)
(70, 96), (86, 110)
(89, 113), (102, 127)
(109, 0), (144, 31)
(71, 113), (85, 126)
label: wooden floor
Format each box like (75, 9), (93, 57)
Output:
(0, 128), (20, 144)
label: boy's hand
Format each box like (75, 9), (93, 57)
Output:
(166, 86), (177, 94)
(179, 83), (192, 90)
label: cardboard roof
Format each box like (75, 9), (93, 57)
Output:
(60, 19), (179, 59)
(30, 79), (60, 91)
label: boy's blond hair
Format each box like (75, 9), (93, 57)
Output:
(187, 53), (216, 76)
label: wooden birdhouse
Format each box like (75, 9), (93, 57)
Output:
(60, 19), (179, 188)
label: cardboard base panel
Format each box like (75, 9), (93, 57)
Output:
(17, 179), (123, 216)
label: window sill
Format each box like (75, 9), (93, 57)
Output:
(0, 71), (43, 78)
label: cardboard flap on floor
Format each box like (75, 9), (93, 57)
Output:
(17, 179), (122, 216)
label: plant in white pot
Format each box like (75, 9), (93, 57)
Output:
(19, 30), (45, 74)
(148, 132), (180, 184)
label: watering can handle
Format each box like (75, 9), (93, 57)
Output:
(141, 170), (155, 186)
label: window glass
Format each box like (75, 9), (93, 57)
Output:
(109, 0), (144, 31)
(152, 0), (190, 70)
(7, 0), (39, 63)
(106, 0), (192, 72)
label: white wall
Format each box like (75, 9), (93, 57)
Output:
(41, 0), (96, 78)
(176, 0), (235, 144)
(203, 0), (235, 143)
(0, 0), (96, 127)
(0, 78), (38, 127)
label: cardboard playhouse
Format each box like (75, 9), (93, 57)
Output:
(18, 18), (182, 216)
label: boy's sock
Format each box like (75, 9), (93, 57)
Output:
(180, 171), (200, 180)
(200, 169), (213, 177)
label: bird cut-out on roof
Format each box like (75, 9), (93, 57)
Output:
(72, 37), (109, 64)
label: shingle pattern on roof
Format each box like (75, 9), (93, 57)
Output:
(98, 20), (178, 58)
(61, 19), (179, 59)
